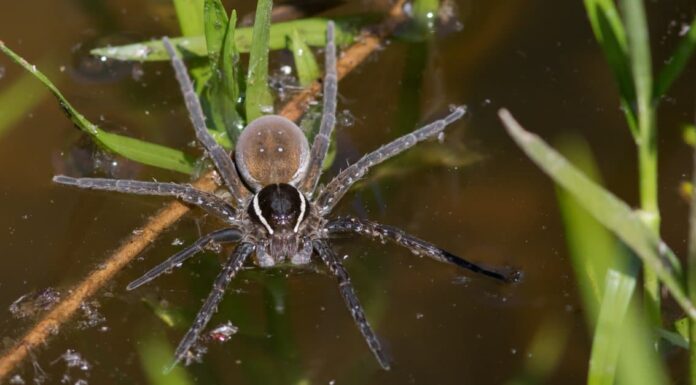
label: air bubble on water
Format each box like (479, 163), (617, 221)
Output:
(132, 229), (144, 235)
(437, 132), (445, 143)
(415, 313), (424, 320)
(280, 65), (292, 75)
(171, 238), (184, 246)
(510, 348), (517, 355)
(337, 109), (355, 128)
(8, 374), (24, 384)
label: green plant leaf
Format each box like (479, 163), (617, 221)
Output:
(91, 18), (357, 61)
(582, 0), (637, 137)
(654, 15), (696, 99)
(245, 0), (274, 121)
(498, 109), (696, 320)
(588, 269), (636, 385)
(289, 29), (320, 87)
(202, 1), (244, 140)
(174, 0), (205, 37)
(203, 0), (228, 68)
(0, 41), (196, 174)
(0, 55), (53, 139)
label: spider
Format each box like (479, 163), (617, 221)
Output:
(53, 22), (512, 370)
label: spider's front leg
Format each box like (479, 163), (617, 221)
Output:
(326, 217), (513, 282)
(169, 242), (255, 369)
(162, 37), (249, 204)
(127, 227), (242, 290)
(53, 176), (240, 225)
(312, 239), (391, 370)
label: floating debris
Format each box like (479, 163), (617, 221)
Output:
(207, 321), (238, 343)
(9, 288), (61, 319)
(76, 301), (105, 330)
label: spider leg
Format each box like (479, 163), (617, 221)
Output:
(169, 242), (255, 370)
(315, 106), (466, 214)
(326, 217), (511, 282)
(53, 176), (240, 225)
(162, 37), (249, 205)
(312, 239), (391, 370)
(299, 21), (337, 196)
(127, 228), (242, 290)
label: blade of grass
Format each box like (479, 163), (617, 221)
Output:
(289, 29), (320, 87)
(620, 0), (661, 330)
(689, 135), (696, 384)
(91, 18), (357, 61)
(0, 57), (52, 138)
(203, 0), (228, 67)
(245, 0), (274, 120)
(555, 136), (618, 318)
(0, 42), (196, 174)
(174, 0), (205, 37)
(654, 15), (696, 99)
(582, 0), (637, 136)
(498, 109), (695, 320)
(202, 2), (244, 139)
(555, 137), (667, 385)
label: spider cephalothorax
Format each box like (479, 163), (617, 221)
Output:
(54, 22), (512, 370)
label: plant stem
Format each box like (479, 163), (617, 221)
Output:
(689, 142), (696, 385)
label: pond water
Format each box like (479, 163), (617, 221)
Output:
(0, 1), (695, 384)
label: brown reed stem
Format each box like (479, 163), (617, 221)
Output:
(0, 1), (406, 380)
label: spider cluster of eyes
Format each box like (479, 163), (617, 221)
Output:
(53, 21), (512, 371)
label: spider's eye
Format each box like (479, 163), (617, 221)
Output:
(235, 115), (310, 191)
(248, 183), (308, 234)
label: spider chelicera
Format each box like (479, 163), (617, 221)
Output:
(53, 22), (512, 370)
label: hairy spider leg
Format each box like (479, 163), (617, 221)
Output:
(127, 228), (242, 290)
(326, 217), (512, 282)
(299, 21), (337, 196)
(316, 106), (467, 214)
(169, 242), (255, 370)
(162, 37), (249, 204)
(312, 239), (391, 370)
(52, 176), (240, 225)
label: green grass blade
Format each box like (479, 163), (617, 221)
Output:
(91, 18), (356, 61)
(289, 29), (320, 87)
(654, 15), (696, 99)
(499, 109), (696, 320)
(174, 0), (205, 37)
(0, 57), (52, 139)
(0, 41), (196, 174)
(96, 131), (196, 174)
(689, 146), (696, 383)
(620, 0), (652, 127)
(204, 8), (244, 140)
(245, 0), (274, 121)
(556, 137), (618, 318)
(582, 0), (637, 137)
(203, 0), (228, 68)
(588, 269), (636, 385)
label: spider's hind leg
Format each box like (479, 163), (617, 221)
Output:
(313, 239), (391, 370)
(326, 217), (513, 282)
(127, 227), (242, 290)
(169, 242), (255, 369)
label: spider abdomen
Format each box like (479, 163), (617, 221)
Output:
(235, 115), (310, 190)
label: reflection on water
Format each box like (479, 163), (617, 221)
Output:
(0, 0), (695, 384)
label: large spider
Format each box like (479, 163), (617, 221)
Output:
(53, 22), (511, 370)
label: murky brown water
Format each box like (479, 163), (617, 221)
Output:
(1, 1), (695, 384)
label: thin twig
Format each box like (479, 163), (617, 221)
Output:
(0, 1), (406, 380)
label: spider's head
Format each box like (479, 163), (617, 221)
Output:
(235, 115), (310, 192)
(248, 183), (309, 235)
